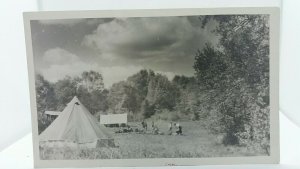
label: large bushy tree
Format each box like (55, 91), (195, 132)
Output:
(195, 15), (270, 148)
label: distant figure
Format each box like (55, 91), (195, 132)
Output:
(176, 124), (182, 135)
(127, 125), (133, 132)
(141, 120), (147, 131)
(151, 121), (155, 130)
(153, 126), (159, 135)
(144, 122), (147, 131)
(168, 122), (173, 135)
(169, 122), (173, 131)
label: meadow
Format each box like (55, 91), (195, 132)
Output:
(40, 121), (268, 160)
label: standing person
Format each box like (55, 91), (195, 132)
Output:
(141, 120), (146, 131)
(151, 121), (155, 131)
(173, 122), (178, 133)
(145, 121), (148, 131)
(153, 126), (159, 135)
(168, 122), (173, 135)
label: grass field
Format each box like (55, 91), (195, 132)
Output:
(40, 121), (268, 160)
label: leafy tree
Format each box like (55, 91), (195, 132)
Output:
(127, 69), (152, 99)
(35, 74), (57, 134)
(54, 76), (78, 111)
(193, 44), (227, 88)
(79, 71), (104, 92)
(122, 85), (139, 115)
(107, 70), (178, 120)
(107, 81), (128, 114)
(52, 71), (108, 115)
(141, 100), (155, 119)
(172, 76), (200, 118)
(172, 75), (196, 89)
(195, 15), (270, 147)
(146, 74), (178, 111)
(199, 15), (269, 88)
(76, 71), (107, 114)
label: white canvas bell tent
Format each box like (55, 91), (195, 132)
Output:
(39, 96), (115, 148)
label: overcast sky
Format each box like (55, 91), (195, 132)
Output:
(31, 16), (218, 88)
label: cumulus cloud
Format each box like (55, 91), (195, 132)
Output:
(37, 48), (144, 87)
(83, 17), (190, 56)
(81, 16), (218, 75)
(40, 63), (144, 88)
(33, 16), (219, 88)
(42, 48), (79, 65)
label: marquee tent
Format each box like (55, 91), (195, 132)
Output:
(100, 113), (127, 126)
(39, 96), (115, 148)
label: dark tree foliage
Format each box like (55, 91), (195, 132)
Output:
(196, 15), (270, 149)
(146, 74), (178, 111)
(80, 70), (104, 92)
(172, 75), (196, 89)
(199, 15), (269, 88)
(127, 69), (153, 99)
(54, 76), (78, 111)
(141, 100), (155, 119)
(107, 80), (142, 121)
(35, 74), (57, 134)
(193, 44), (227, 88)
(172, 76), (200, 119)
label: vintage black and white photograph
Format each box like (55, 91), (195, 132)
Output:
(24, 8), (279, 167)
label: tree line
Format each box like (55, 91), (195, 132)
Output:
(35, 70), (198, 132)
(36, 15), (270, 153)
